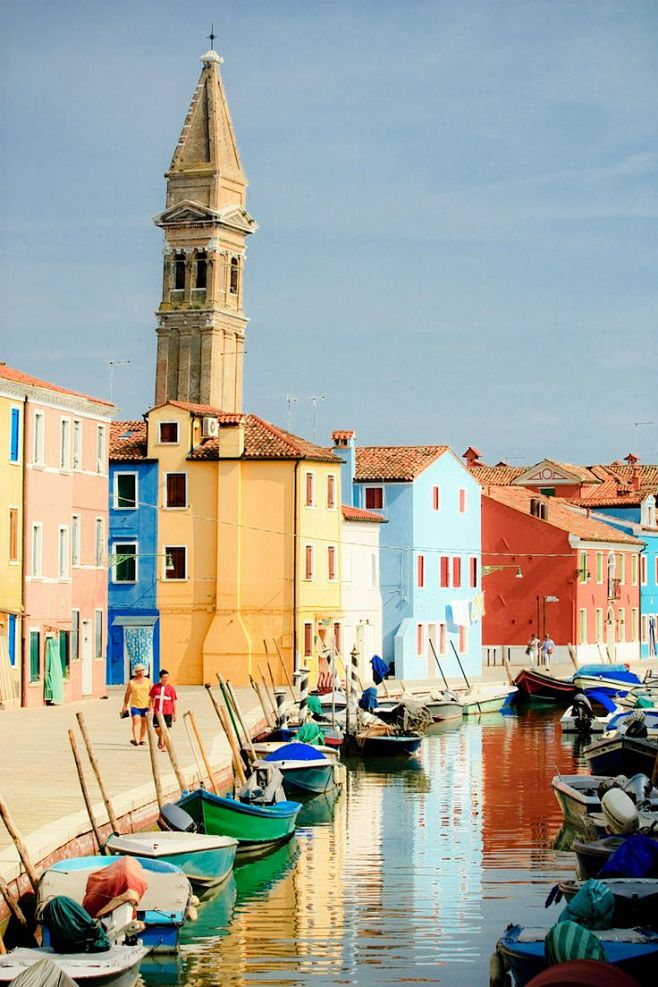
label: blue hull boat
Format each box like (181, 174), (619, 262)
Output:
(496, 924), (658, 986)
(261, 742), (337, 795)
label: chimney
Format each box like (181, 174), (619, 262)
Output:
(463, 446), (483, 469)
(217, 416), (245, 458)
(332, 430), (357, 507)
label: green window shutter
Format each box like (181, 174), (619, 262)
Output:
(59, 631), (70, 678)
(29, 631), (40, 682)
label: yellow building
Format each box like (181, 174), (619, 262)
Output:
(144, 401), (343, 686)
(0, 386), (23, 704)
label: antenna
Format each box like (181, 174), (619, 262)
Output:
(634, 420), (654, 459)
(283, 394), (326, 441)
(207, 23), (216, 50)
(107, 360), (132, 405)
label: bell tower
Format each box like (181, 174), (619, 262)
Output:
(154, 47), (257, 411)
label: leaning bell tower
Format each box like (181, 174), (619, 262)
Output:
(153, 46), (257, 411)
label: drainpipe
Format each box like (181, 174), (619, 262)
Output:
(292, 461), (299, 673)
(20, 395), (28, 707)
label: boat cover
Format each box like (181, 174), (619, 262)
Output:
(41, 896), (110, 954)
(306, 696), (323, 718)
(6, 956), (76, 987)
(599, 833), (658, 879)
(545, 921), (607, 964)
(82, 857), (148, 919)
(576, 664), (630, 678)
(358, 688), (378, 712)
(296, 721), (325, 745)
(558, 880), (615, 929)
(263, 742), (327, 763)
(585, 690), (618, 713)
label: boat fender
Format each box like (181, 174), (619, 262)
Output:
(186, 904), (198, 922)
(488, 949), (510, 987)
(601, 788), (640, 835)
(158, 802), (198, 833)
(189, 894), (200, 907)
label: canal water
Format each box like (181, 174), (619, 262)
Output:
(141, 709), (587, 987)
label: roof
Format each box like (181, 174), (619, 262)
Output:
(569, 464), (658, 507)
(188, 414), (342, 463)
(485, 487), (643, 546)
(341, 505), (386, 523)
(110, 421), (148, 461)
(0, 363), (114, 408)
(469, 464), (527, 485)
(150, 400), (244, 421)
(355, 445), (449, 482)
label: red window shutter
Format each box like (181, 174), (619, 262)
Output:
(432, 486), (440, 511)
(452, 556), (461, 588)
(328, 546), (336, 580)
(365, 487), (383, 509)
(459, 488), (466, 513)
(305, 473), (314, 506)
(439, 624), (446, 654)
(459, 626), (466, 653)
(167, 473), (186, 507)
(417, 554), (425, 588)
(417, 624), (424, 655)
(304, 623), (313, 657)
(470, 557), (477, 588)
(440, 556), (449, 588)
(305, 545), (313, 580)
(327, 475), (335, 508)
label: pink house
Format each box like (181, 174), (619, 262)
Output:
(0, 366), (113, 707)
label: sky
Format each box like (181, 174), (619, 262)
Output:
(1, 0), (657, 464)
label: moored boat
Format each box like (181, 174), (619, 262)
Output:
(177, 788), (301, 857)
(258, 743), (338, 795)
(583, 735), (658, 778)
(551, 774), (658, 831)
(342, 731), (423, 757)
(0, 946), (148, 987)
(557, 877), (658, 929)
(573, 671), (641, 697)
(514, 667), (577, 706)
(104, 830), (237, 892)
(460, 684), (517, 715)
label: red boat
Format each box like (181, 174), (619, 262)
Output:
(514, 667), (577, 705)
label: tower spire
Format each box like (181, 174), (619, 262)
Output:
(153, 46), (258, 413)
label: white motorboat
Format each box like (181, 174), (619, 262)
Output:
(0, 946), (147, 987)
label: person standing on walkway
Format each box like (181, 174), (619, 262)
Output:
(541, 634), (555, 671)
(526, 633), (540, 666)
(150, 668), (178, 750)
(121, 663), (152, 746)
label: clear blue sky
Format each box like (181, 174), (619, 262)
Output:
(1, 0), (657, 463)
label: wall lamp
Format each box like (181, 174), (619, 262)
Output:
(482, 564), (523, 579)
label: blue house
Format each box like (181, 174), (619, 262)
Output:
(332, 432), (482, 682)
(107, 422), (160, 684)
(593, 494), (658, 659)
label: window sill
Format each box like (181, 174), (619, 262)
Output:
(163, 578), (189, 583)
(163, 505), (188, 511)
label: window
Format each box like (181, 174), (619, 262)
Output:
(632, 608), (639, 642)
(8, 508), (19, 563)
(59, 418), (71, 470)
(304, 544), (314, 581)
(432, 485), (440, 511)
(195, 251), (207, 289)
(596, 552), (603, 584)
(174, 252), (186, 290)
(71, 515), (80, 566)
(327, 474), (336, 509)
(7, 614), (17, 666)
(595, 608), (603, 641)
(328, 545), (337, 581)
(95, 609), (103, 658)
(632, 555), (638, 586)
(96, 425), (105, 473)
(333, 622), (341, 653)
(303, 622), (313, 658)
(417, 554), (425, 588)
(618, 554), (625, 585)
(439, 623), (447, 655)
(618, 608), (625, 642)
(114, 472), (138, 510)
(71, 610), (80, 661)
(470, 556), (478, 589)
(164, 545), (187, 580)
(440, 555), (450, 588)
(59, 630), (70, 679)
(459, 625), (468, 654)
(9, 407), (20, 463)
(72, 419), (82, 469)
(58, 526), (69, 579)
(165, 472), (187, 508)
(539, 487), (556, 497)
(31, 523), (42, 576)
(229, 256), (239, 294)
(364, 487), (383, 510)
(578, 609), (587, 645)
(452, 556), (462, 588)
(113, 542), (137, 583)
(417, 624), (424, 656)
(642, 615), (647, 643)
(579, 551), (588, 583)
(305, 472), (315, 507)
(159, 421), (179, 444)
(641, 555), (647, 585)
(458, 488), (467, 513)
(33, 411), (45, 465)
(95, 517), (104, 566)
(29, 630), (40, 682)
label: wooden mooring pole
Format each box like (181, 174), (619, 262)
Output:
(75, 712), (120, 834)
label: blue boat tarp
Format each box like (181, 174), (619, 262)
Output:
(584, 689), (618, 713)
(575, 664), (630, 679)
(263, 742), (327, 763)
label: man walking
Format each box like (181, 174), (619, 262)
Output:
(150, 668), (178, 750)
(541, 634), (555, 672)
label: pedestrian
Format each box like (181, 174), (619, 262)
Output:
(525, 633), (540, 666)
(150, 668), (178, 750)
(541, 633), (555, 671)
(121, 663), (152, 746)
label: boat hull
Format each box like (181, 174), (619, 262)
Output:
(0, 946), (148, 986)
(462, 691), (516, 715)
(106, 836), (237, 891)
(343, 734), (422, 757)
(277, 763), (336, 795)
(178, 789), (301, 856)
(513, 668), (576, 705)
(584, 736), (658, 777)
(574, 673), (641, 697)
(423, 699), (464, 722)
(558, 878), (658, 929)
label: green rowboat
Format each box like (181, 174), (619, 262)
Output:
(177, 789), (301, 857)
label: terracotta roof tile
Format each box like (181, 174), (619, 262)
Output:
(187, 414), (342, 463)
(110, 420), (148, 461)
(341, 505), (386, 523)
(0, 363), (113, 408)
(355, 446), (449, 482)
(485, 486), (643, 545)
(469, 464), (527, 485)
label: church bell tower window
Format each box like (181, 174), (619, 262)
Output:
(229, 256), (239, 295)
(195, 252), (207, 289)
(174, 253), (186, 290)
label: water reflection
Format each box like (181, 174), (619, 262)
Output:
(146, 711), (583, 986)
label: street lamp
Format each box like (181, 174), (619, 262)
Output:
(482, 565), (523, 579)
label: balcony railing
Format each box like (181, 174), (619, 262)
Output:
(608, 577), (621, 600)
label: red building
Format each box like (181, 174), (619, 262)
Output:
(481, 487), (642, 664)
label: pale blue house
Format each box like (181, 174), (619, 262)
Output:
(332, 432), (482, 682)
(107, 422), (160, 684)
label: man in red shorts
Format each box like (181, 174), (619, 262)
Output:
(149, 668), (178, 750)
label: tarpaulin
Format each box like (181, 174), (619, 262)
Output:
(82, 857), (148, 919)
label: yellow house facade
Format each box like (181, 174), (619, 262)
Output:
(0, 386), (23, 703)
(142, 401), (343, 686)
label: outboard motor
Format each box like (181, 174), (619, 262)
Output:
(572, 692), (594, 734)
(158, 801), (198, 833)
(237, 763), (286, 805)
(597, 776), (622, 801)
(623, 773), (653, 808)
(624, 710), (648, 738)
